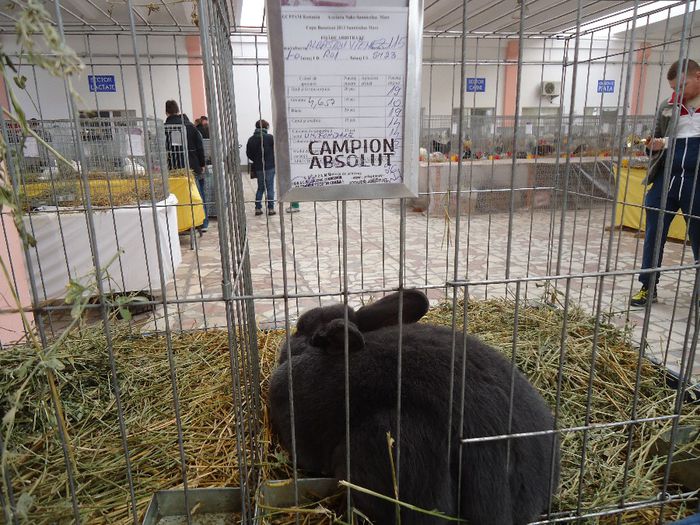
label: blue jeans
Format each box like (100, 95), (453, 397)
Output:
(668, 513), (700, 525)
(639, 173), (700, 287)
(256, 168), (275, 210)
(195, 175), (209, 229)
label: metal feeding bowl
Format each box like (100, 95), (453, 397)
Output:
(142, 488), (242, 525)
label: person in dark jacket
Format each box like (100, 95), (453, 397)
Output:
(246, 119), (276, 216)
(165, 100), (209, 231)
(196, 116), (210, 139)
(631, 59), (700, 307)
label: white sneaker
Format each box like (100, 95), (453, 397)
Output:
(286, 207), (300, 213)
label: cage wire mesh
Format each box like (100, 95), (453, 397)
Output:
(6, 118), (169, 210)
(0, 0), (700, 524)
(1, 0), (261, 523)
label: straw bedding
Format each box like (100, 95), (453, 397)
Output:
(423, 299), (699, 524)
(1, 328), (255, 524)
(18, 170), (173, 210)
(1, 299), (698, 524)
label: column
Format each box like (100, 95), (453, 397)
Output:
(186, 35), (208, 120)
(630, 43), (651, 116)
(502, 40), (519, 117)
(0, 211), (34, 345)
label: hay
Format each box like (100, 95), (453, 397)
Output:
(18, 172), (169, 210)
(259, 494), (346, 525)
(260, 299), (700, 524)
(1, 299), (698, 524)
(422, 298), (700, 523)
(1, 325), (278, 524)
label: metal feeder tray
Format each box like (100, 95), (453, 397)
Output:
(255, 478), (340, 523)
(142, 487), (242, 525)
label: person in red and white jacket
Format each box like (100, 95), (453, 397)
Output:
(631, 59), (700, 307)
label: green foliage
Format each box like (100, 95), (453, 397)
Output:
(65, 276), (93, 320)
(0, 0), (84, 246)
(0, 181), (35, 248)
(0, 2), (86, 521)
(111, 294), (149, 321)
(12, 0), (83, 78)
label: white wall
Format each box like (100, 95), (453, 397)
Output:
(421, 39), (502, 115)
(226, 33), (640, 161)
(1, 34), (194, 120)
(421, 35), (632, 118)
(640, 38), (700, 116)
(231, 35), (273, 160)
(2, 31), (273, 165)
(1, 29), (664, 154)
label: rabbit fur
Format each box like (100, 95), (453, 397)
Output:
(268, 290), (560, 525)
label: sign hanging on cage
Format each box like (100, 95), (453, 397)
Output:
(466, 78), (486, 92)
(266, 0), (422, 201)
(88, 75), (117, 93)
(23, 137), (39, 157)
(597, 80), (615, 93)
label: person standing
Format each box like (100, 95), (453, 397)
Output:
(165, 100), (208, 232)
(196, 116), (210, 139)
(631, 59), (700, 306)
(246, 119), (276, 216)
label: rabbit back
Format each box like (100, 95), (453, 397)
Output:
(268, 317), (559, 524)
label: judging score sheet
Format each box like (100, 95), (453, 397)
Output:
(280, 6), (408, 189)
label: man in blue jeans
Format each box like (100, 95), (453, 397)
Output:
(631, 59), (700, 306)
(246, 119), (276, 216)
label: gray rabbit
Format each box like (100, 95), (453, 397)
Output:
(268, 290), (560, 525)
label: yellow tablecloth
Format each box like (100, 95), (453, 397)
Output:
(614, 164), (687, 241)
(22, 175), (205, 233)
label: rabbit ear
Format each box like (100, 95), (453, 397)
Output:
(355, 290), (430, 332)
(296, 304), (357, 336)
(310, 318), (365, 354)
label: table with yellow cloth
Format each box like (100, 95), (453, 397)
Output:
(168, 175), (205, 232)
(22, 174), (205, 233)
(614, 162), (688, 241)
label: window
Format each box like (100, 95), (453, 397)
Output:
(521, 107), (560, 117)
(584, 107), (618, 118)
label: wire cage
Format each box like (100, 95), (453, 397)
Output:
(1, 1), (260, 523)
(421, 114), (657, 159)
(1, 0), (699, 524)
(5, 117), (170, 210)
(200, 138), (219, 218)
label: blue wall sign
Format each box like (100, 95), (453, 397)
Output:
(466, 77), (486, 92)
(597, 80), (615, 93)
(89, 75), (117, 93)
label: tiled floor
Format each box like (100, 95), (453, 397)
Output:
(150, 177), (699, 383)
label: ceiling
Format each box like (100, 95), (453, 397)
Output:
(422, 0), (650, 36)
(0, 0), (238, 34)
(0, 0), (694, 39)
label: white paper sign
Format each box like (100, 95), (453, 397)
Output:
(128, 133), (145, 156)
(284, 6), (406, 188)
(23, 137), (39, 157)
(268, 0), (421, 201)
(170, 129), (184, 147)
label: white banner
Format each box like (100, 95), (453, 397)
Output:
(283, 6), (406, 188)
(128, 132), (145, 156)
(268, 0), (421, 201)
(23, 137), (39, 158)
(24, 195), (181, 301)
